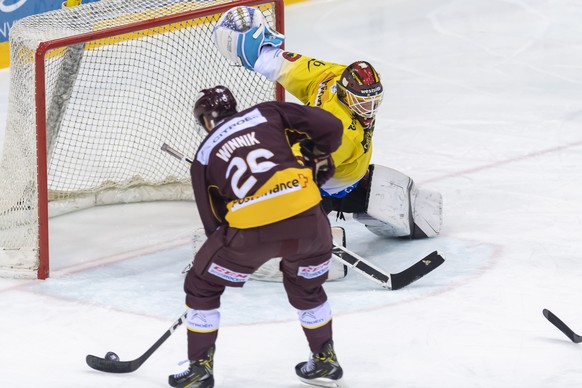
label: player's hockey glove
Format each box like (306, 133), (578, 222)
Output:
(299, 140), (335, 186)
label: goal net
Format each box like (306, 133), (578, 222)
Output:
(0, 0), (284, 279)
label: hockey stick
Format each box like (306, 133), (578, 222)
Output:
(332, 244), (444, 290)
(86, 311), (187, 373)
(543, 308), (582, 343)
(161, 143), (445, 290)
(161, 142), (193, 164)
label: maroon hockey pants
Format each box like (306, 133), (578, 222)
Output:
(184, 204), (334, 359)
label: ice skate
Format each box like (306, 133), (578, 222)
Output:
(295, 340), (343, 387)
(168, 346), (214, 388)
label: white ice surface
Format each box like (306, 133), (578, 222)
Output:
(2, 0), (582, 387)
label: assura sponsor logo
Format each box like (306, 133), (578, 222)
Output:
(0, 0), (28, 13)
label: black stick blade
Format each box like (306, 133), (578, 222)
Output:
(86, 354), (142, 373)
(86, 312), (186, 374)
(543, 308), (582, 344)
(390, 251), (445, 290)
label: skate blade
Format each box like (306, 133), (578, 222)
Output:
(298, 376), (341, 388)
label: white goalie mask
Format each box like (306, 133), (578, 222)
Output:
(336, 61), (384, 119)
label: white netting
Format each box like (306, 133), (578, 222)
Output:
(0, 0), (281, 278)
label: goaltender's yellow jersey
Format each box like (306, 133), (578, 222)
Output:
(275, 52), (374, 195)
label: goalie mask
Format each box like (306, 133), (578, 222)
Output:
(193, 86), (237, 130)
(336, 61), (384, 121)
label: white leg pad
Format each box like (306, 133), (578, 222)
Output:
(353, 165), (443, 238)
(329, 226), (348, 280)
(250, 257), (284, 282)
(411, 185), (443, 237)
(250, 226), (347, 282)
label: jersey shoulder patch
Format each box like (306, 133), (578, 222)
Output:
(282, 52), (302, 62)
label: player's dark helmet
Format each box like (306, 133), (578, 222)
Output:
(336, 61), (383, 119)
(193, 85), (238, 129)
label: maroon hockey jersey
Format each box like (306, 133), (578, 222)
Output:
(190, 101), (342, 235)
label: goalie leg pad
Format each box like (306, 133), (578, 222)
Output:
(353, 164), (443, 238)
(213, 6), (284, 70)
(249, 257), (284, 282)
(410, 184), (443, 238)
(329, 226), (348, 280)
(250, 227), (347, 282)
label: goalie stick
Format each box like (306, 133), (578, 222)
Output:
(86, 311), (187, 373)
(543, 308), (582, 343)
(161, 143), (445, 290)
(332, 244), (444, 290)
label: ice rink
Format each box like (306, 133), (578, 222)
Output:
(2, 0), (582, 386)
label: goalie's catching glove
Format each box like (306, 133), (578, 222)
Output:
(299, 140), (335, 187)
(213, 6), (285, 70)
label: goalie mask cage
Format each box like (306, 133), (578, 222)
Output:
(0, 0), (285, 279)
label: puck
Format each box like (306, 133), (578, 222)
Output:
(105, 351), (119, 361)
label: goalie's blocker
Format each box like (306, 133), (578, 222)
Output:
(213, 6), (284, 70)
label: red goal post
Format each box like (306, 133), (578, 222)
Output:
(0, 0), (285, 279)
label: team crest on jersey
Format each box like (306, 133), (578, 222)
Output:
(282, 52), (302, 62)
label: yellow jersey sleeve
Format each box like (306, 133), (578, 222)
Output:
(276, 52), (373, 194)
(275, 52), (346, 106)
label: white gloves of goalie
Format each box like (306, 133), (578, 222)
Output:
(213, 6), (285, 70)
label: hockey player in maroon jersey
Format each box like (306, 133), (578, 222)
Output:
(168, 86), (344, 388)
(214, 6), (443, 240)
